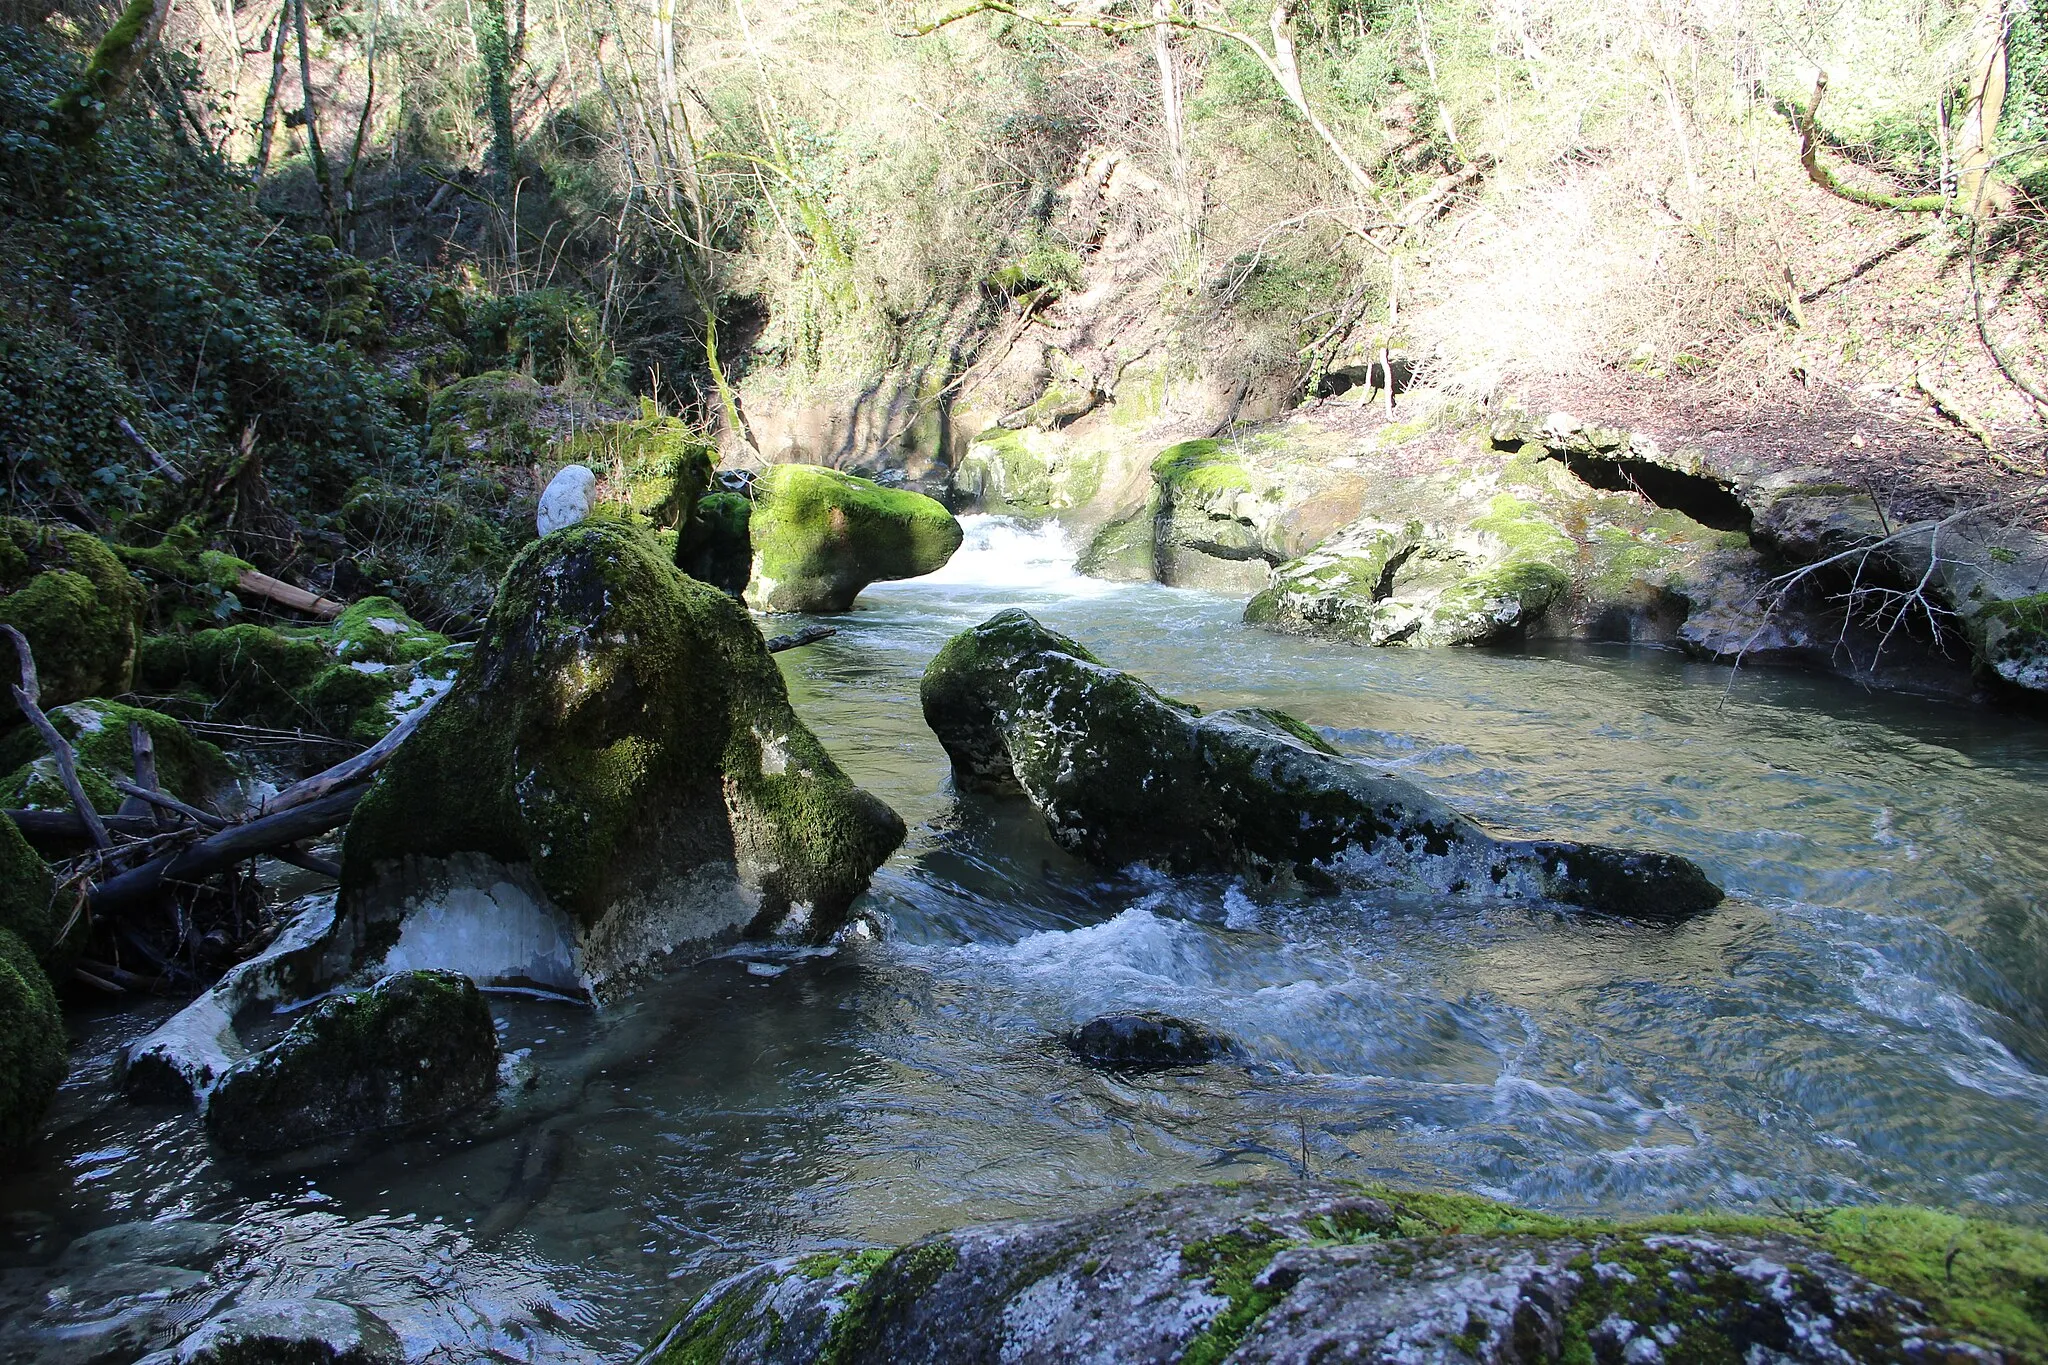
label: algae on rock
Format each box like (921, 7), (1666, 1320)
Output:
(340, 521), (905, 998)
(745, 464), (962, 613)
(922, 610), (1722, 918)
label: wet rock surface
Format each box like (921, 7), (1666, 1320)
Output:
(133, 1297), (403, 1365)
(647, 1179), (2014, 1365)
(203, 969), (498, 1155)
(922, 610), (1722, 919)
(1062, 1012), (1238, 1070)
(0, 1220), (235, 1365)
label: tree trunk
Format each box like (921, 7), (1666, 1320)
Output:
(1956, 0), (2012, 218)
(1152, 0), (1185, 207)
(253, 0), (290, 175)
(476, 0), (518, 187)
(49, 0), (170, 143)
(293, 0), (339, 234)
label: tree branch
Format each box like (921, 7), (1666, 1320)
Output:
(1789, 74), (1947, 214)
(0, 625), (111, 850)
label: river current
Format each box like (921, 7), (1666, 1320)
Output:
(6, 516), (2047, 1362)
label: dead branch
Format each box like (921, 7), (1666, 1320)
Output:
(1966, 222), (2048, 445)
(236, 568), (345, 619)
(1911, 364), (1995, 449)
(259, 688), (443, 817)
(1, 625), (111, 850)
(1789, 74), (1947, 214)
(765, 624), (837, 652)
(7, 810), (184, 846)
(112, 780), (228, 830)
(88, 784), (368, 917)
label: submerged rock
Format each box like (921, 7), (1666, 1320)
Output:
(136, 1298), (402, 1365)
(648, 1179), (2031, 1364)
(340, 520), (904, 999)
(0, 925), (64, 1153)
(1064, 1012), (1236, 1070)
(203, 969), (497, 1155)
(746, 464), (963, 612)
(922, 611), (1722, 919)
(0, 518), (144, 707)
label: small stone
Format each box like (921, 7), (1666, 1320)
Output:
(1063, 1012), (1236, 1070)
(537, 463), (597, 535)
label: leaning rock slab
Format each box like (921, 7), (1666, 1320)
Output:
(922, 610), (1721, 918)
(746, 464), (963, 612)
(203, 969), (498, 1155)
(646, 1179), (2020, 1364)
(340, 520), (905, 998)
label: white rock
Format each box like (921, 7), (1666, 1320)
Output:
(537, 464), (597, 535)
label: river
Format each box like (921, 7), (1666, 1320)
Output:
(5, 516), (2046, 1362)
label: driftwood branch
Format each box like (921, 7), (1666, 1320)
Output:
(113, 780), (228, 830)
(260, 689), (443, 817)
(89, 784), (368, 917)
(1, 625), (111, 850)
(7, 810), (184, 845)
(236, 568), (345, 619)
(765, 624), (837, 653)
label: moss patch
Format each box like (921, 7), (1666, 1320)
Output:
(552, 409), (716, 531)
(0, 813), (57, 964)
(1152, 439), (1251, 499)
(747, 464), (963, 613)
(0, 926), (64, 1152)
(424, 370), (545, 464)
(0, 519), (144, 707)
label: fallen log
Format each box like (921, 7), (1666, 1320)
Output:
(236, 568), (345, 620)
(7, 809), (180, 848)
(88, 784), (367, 917)
(765, 624), (837, 653)
(259, 688), (442, 816)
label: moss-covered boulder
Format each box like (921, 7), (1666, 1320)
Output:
(0, 699), (224, 813)
(340, 521), (905, 997)
(746, 465), (963, 613)
(550, 408), (716, 532)
(1246, 494), (1576, 649)
(0, 813), (57, 965)
(679, 491), (753, 597)
(202, 970), (497, 1155)
(646, 1179), (2048, 1364)
(137, 599), (459, 746)
(112, 524), (253, 633)
(922, 610), (1721, 918)
(0, 926), (64, 1154)
(0, 519), (144, 707)
(424, 370), (545, 464)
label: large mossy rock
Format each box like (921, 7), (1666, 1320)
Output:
(0, 813), (56, 963)
(679, 491), (753, 597)
(550, 408), (716, 532)
(203, 970), (496, 1155)
(0, 926), (65, 1154)
(339, 521), (905, 997)
(646, 1179), (2048, 1364)
(0, 699), (224, 813)
(921, 610), (1721, 918)
(135, 1298), (402, 1365)
(423, 369), (546, 464)
(746, 464), (963, 612)
(0, 519), (144, 707)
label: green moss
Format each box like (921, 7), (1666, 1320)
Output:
(0, 698), (224, 813)
(424, 370), (545, 464)
(818, 1239), (959, 1365)
(650, 1278), (776, 1365)
(0, 815), (56, 965)
(331, 597), (450, 666)
(0, 520), (144, 708)
(0, 926), (64, 1152)
(1179, 1222), (1293, 1365)
(1152, 439), (1251, 499)
(1075, 500), (1159, 582)
(678, 492), (752, 596)
(552, 412), (716, 531)
(748, 465), (963, 612)
(957, 428), (1054, 515)
(114, 523), (253, 631)
(47, 0), (158, 142)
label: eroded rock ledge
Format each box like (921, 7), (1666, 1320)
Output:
(645, 1178), (2040, 1364)
(920, 610), (1722, 919)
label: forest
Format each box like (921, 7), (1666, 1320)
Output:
(2, 0), (2048, 1358)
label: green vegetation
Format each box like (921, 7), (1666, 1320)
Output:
(747, 465), (963, 612)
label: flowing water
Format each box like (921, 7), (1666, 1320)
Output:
(7, 516), (2048, 1362)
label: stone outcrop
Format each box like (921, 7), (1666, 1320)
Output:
(203, 969), (497, 1155)
(921, 610), (1723, 918)
(339, 520), (905, 1000)
(645, 1179), (2036, 1364)
(746, 464), (963, 612)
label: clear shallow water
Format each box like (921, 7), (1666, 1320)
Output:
(6, 515), (2048, 1362)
